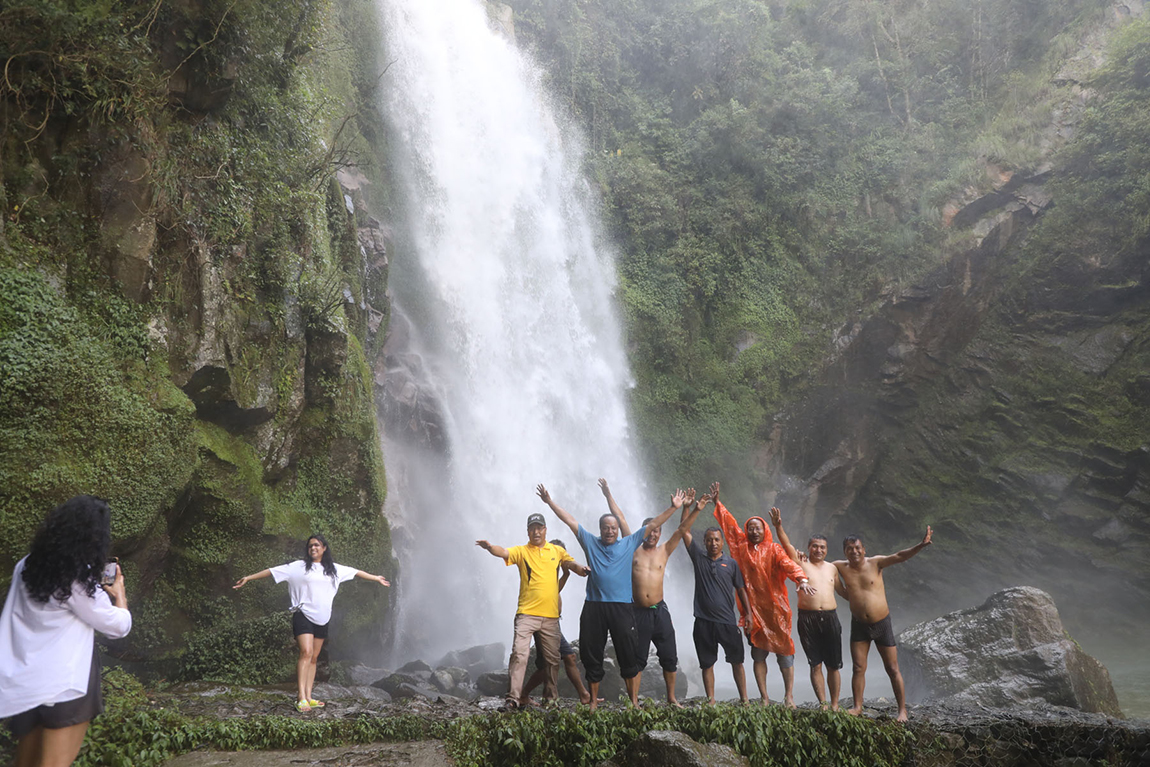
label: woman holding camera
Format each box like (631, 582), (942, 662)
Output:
(234, 534), (389, 712)
(0, 496), (132, 767)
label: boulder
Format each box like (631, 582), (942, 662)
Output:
(374, 672), (423, 695)
(899, 587), (1122, 716)
(436, 643), (506, 680)
(398, 659), (433, 674)
(348, 664), (390, 687)
(598, 730), (750, 767)
(429, 670), (456, 693)
(476, 671), (510, 697)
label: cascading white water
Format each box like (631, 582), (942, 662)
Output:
(377, 0), (655, 664)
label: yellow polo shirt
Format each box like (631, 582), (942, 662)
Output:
(505, 542), (574, 618)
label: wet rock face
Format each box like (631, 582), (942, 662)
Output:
(598, 730), (750, 767)
(899, 587), (1122, 716)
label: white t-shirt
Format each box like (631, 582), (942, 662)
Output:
(0, 557), (132, 718)
(269, 560), (358, 625)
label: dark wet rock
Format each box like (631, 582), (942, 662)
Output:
(436, 666), (470, 685)
(598, 730), (750, 767)
(349, 685), (391, 702)
(476, 671), (510, 697)
(436, 643), (506, 680)
(399, 659), (433, 674)
(429, 670), (455, 693)
(375, 672), (424, 695)
(348, 663), (390, 687)
(900, 587), (1123, 716)
(391, 683), (434, 700)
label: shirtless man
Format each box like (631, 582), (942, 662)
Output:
(537, 482), (683, 710)
(770, 508), (842, 710)
(601, 479), (692, 707)
(833, 527), (933, 722)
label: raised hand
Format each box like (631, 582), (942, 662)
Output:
(922, 526), (933, 546)
(536, 484), (551, 504)
(709, 481), (720, 502)
(476, 540), (492, 550)
(684, 487), (697, 506)
(695, 493), (712, 509)
(769, 507), (782, 527)
(598, 478), (611, 497)
(671, 488), (686, 508)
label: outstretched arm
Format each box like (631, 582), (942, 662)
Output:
(875, 526), (933, 569)
(476, 540), (510, 561)
(769, 507), (799, 561)
(561, 559), (590, 577)
(642, 488), (686, 539)
(233, 569), (272, 589)
(679, 492), (709, 548)
(354, 570), (391, 585)
(598, 478), (632, 537)
(663, 488), (696, 554)
(537, 484), (580, 537)
(711, 482), (745, 547)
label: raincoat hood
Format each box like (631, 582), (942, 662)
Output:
(713, 500), (806, 655)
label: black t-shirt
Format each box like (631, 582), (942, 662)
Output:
(687, 538), (745, 625)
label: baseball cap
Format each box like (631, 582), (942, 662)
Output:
(527, 513), (547, 528)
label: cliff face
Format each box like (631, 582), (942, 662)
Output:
(756, 5), (1150, 641)
(0, 0), (396, 678)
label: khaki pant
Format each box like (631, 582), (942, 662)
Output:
(507, 613), (561, 702)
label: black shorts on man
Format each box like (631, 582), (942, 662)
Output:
(692, 618), (744, 669)
(633, 601), (677, 673)
(293, 610), (330, 639)
(849, 613), (895, 647)
(580, 601), (641, 682)
(798, 609), (843, 669)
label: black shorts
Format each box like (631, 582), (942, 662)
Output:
(634, 601), (678, 673)
(292, 610), (330, 639)
(798, 609), (843, 670)
(9, 647), (102, 738)
(580, 601), (641, 682)
(535, 632), (576, 671)
(693, 618), (744, 669)
(850, 614), (896, 648)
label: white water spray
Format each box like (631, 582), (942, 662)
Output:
(377, 0), (653, 664)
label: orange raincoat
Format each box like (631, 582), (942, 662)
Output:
(713, 501), (806, 655)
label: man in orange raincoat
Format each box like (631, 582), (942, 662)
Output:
(707, 481), (815, 706)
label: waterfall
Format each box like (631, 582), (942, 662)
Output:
(376, 0), (652, 664)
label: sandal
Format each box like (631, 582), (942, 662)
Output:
(308, 699), (326, 708)
(296, 700), (312, 712)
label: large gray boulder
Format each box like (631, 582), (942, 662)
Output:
(598, 730), (750, 767)
(899, 587), (1122, 716)
(436, 643), (506, 680)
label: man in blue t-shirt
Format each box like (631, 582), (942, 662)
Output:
(680, 493), (752, 704)
(536, 482), (684, 710)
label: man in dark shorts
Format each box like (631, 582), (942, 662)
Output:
(770, 509), (842, 710)
(680, 495), (752, 704)
(833, 527), (933, 721)
(537, 483), (683, 711)
(600, 478), (689, 706)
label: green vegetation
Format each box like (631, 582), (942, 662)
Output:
(505, 0), (1110, 496)
(0, 669), (914, 767)
(1, 0), (393, 682)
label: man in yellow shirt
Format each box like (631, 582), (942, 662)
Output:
(478, 512), (589, 709)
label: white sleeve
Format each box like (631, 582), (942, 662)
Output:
(67, 583), (132, 639)
(334, 563), (359, 583)
(269, 561), (299, 584)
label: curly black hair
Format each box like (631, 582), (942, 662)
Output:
(303, 534), (337, 581)
(21, 495), (112, 604)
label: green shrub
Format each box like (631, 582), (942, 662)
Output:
(178, 613), (296, 685)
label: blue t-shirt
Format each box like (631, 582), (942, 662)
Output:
(576, 524), (646, 603)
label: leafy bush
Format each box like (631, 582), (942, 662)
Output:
(178, 613), (296, 685)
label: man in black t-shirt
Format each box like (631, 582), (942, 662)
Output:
(680, 494), (752, 704)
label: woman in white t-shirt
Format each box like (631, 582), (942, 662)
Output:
(0, 495), (132, 767)
(233, 534), (389, 711)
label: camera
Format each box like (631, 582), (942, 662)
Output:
(100, 558), (119, 586)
